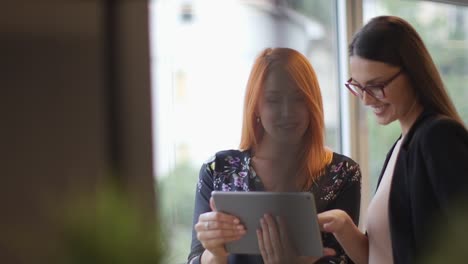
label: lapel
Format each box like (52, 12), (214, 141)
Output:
(374, 110), (436, 192)
(376, 136), (400, 190)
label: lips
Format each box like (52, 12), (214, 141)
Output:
(276, 123), (298, 129)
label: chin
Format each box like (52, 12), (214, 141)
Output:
(276, 136), (302, 145)
(376, 116), (396, 126)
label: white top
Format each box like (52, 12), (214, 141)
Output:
(366, 137), (404, 264)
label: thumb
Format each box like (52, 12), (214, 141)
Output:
(323, 247), (336, 256)
(322, 221), (335, 233)
(210, 197), (217, 211)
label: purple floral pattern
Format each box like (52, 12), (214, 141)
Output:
(192, 149), (361, 264)
(198, 151), (361, 197)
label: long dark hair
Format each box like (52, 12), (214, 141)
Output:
(349, 15), (463, 125)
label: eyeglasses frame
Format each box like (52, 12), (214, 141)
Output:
(345, 69), (403, 99)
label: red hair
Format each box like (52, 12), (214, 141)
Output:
(239, 48), (333, 188)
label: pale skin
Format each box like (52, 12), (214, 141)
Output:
(194, 67), (335, 263)
(254, 67), (335, 263)
(316, 55), (424, 264)
(196, 198), (246, 264)
(349, 56), (423, 135)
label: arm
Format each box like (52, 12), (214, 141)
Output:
(188, 162), (246, 264)
(188, 163), (228, 264)
(409, 119), (468, 251)
(422, 119), (468, 209)
(319, 210), (368, 264)
(317, 161), (368, 264)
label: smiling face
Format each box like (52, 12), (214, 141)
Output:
(257, 66), (310, 145)
(349, 56), (421, 128)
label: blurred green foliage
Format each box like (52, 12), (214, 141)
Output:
(157, 162), (199, 263)
(59, 184), (164, 264)
(419, 201), (468, 263)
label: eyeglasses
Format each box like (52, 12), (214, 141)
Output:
(345, 70), (403, 99)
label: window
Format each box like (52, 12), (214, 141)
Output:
(363, 0), (468, 191)
(150, 0), (342, 262)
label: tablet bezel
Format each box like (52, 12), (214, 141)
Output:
(211, 191), (323, 256)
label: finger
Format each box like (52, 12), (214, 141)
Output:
(260, 217), (274, 258)
(317, 213), (336, 226)
(276, 215), (291, 249)
(321, 216), (345, 233)
(197, 229), (247, 241)
(198, 211), (241, 225)
(210, 197), (217, 211)
(318, 210), (349, 233)
(317, 214), (337, 232)
(323, 247), (337, 256)
(195, 220), (245, 232)
(264, 214), (282, 251)
(322, 222), (335, 233)
(257, 229), (268, 261)
(199, 232), (245, 246)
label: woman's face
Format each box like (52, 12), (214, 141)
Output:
(349, 56), (419, 126)
(257, 67), (310, 145)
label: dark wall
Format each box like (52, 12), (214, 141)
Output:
(0, 1), (155, 262)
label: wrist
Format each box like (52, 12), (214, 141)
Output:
(201, 250), (228, 264)
(334, 213), (352, 238)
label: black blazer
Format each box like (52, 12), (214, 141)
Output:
(376, 111), (468, 264)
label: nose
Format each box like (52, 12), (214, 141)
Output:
(280, 98), (292, 117)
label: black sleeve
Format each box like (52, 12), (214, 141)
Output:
(422, 119), (468, 209)
(187, 163), (215, 264)
(406, 119), (468, 259)
(317, 162), (362, 264)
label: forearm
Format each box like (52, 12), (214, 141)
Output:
(334, 220), (368, 264)
(200, 250), (228, 264)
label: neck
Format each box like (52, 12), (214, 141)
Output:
(252, 137), (307, 192)
(399, 101), (424, 136)
(254, 137), (301, 161)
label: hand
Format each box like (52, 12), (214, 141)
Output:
(257, 214), (335, 264)
(318, 209), (352, 236)
(194, 197), (246, 258)
(318, 210), (368, 264)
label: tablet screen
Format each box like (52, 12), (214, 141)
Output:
(212, 191), (323, 256)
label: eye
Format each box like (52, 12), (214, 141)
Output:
(366, 84), (384, 90)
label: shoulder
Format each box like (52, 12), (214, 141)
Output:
(314, 153), (361, 202)
(203, 149), (251, 171)
(423, 116), (466, 138)
(204, 149), (251, 163)
(330, 152), (360, 167)
(414, 116), (467, 147)
(329, 152), (361, 173)
(325, 152), (362, 182)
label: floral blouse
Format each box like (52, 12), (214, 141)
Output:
(188, 149), (361, 264)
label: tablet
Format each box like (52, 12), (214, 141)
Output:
(211, 191), (323, 256)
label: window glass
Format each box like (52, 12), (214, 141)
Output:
(150, 0), (341, 262)
(363, 0), (468, 191)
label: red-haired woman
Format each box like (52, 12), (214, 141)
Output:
(188, 48), (362, 264)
